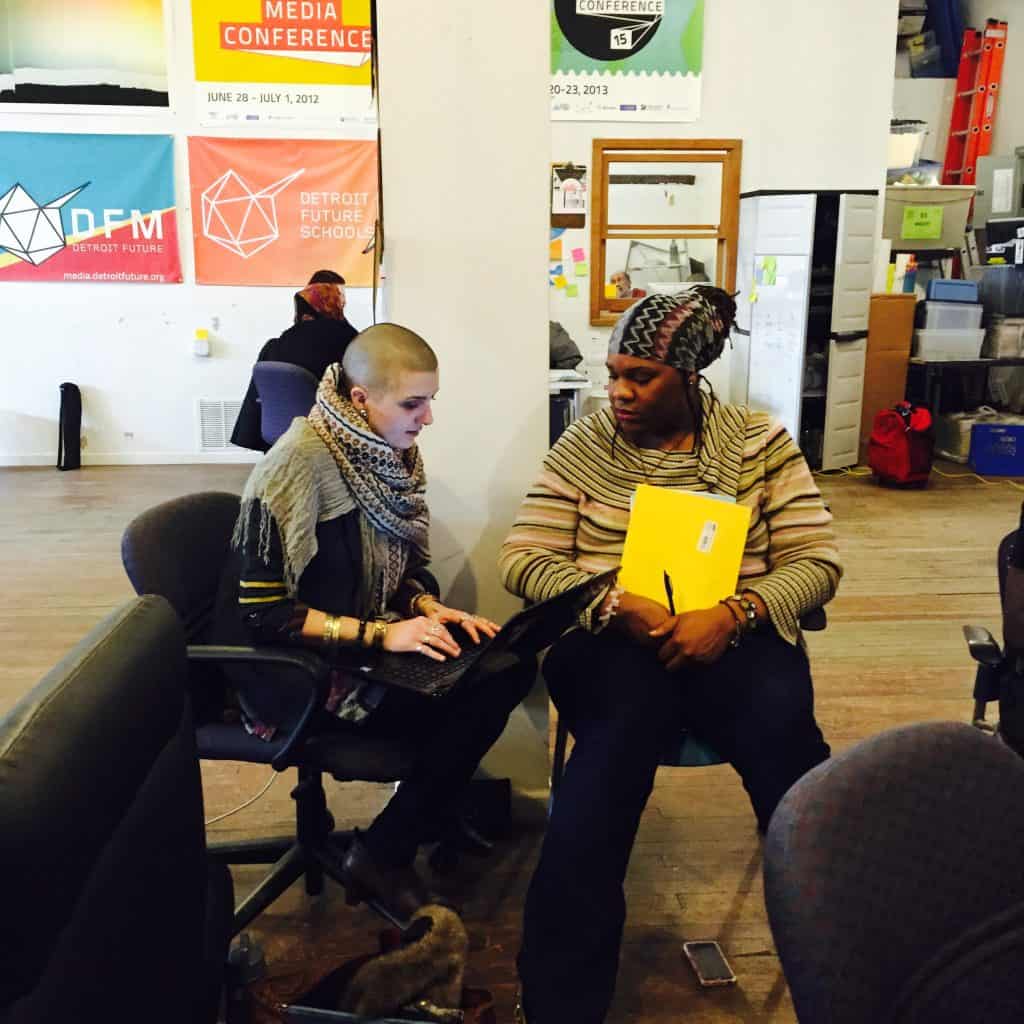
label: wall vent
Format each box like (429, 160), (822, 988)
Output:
(197, 399), (242, 451)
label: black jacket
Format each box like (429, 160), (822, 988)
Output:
(230, 316), (359, 451)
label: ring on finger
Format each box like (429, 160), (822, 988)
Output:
(430, 624), (441, 636)
(416, 643), (423, 653)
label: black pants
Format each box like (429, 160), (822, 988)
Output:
(321, 658), (536, 866)
(518, 628), (830, 1024)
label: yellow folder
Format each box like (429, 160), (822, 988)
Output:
(619, 484), (752, 613)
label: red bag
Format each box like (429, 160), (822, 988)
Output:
(868, 402), (935, 486)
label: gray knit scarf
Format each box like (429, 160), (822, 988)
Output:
(234, 364), (429, 615)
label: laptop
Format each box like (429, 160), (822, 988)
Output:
(341, 567), (619, 699)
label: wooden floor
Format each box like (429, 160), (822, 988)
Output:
(1, 462), (1018, 1023)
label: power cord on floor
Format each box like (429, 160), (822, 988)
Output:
(815, 465), (1024, 491)
(205, 769), (278, 826)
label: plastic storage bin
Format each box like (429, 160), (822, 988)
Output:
(884, 186), (975, 250)
(920, 301), (984, 330)
(927, 278), (979, 303)
(888, 120), (928, 169)
(978, 266), (1024, 318)
(910, 45), (944, 77)
(970, 423), (1024, 475)
(913, 328), (986, 360)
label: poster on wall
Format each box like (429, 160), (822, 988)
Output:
(188, 136), (377, 286)
(550, 0), (703, 122)
(0, 133), (182, 283)
(191, 0), (375, 126)
(0, 0), (168, 108)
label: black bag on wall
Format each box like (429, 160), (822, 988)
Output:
(57, 382), (82, 471)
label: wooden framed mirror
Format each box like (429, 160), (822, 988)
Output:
(590, 138), (742, 325)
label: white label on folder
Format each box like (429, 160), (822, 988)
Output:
(697, 520), (717, 553)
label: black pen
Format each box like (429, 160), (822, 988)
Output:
(663, 570), (676, 615)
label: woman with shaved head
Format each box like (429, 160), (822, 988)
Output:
(215, 323), (534, 926)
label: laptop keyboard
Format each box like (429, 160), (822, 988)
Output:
(390, 636), (493, 691)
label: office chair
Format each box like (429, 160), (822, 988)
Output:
(253, 361), (319, 447)
(549, 606), (828, 792)
(0, 596), (233, 1024)
(764, 721), (1024, 1024)
(964, 502), (1024, 755)
(121, 491), (423, 935)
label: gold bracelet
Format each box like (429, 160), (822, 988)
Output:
(412, 592), (435, 617)
(322, 615), (338, 648)
(372, 620), (388, 650)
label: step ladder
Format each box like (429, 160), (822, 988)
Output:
(942, 18), (1008, 186)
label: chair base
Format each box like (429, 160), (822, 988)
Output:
(207, 764), (368, 935)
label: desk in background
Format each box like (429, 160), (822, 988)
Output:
(907, 357), (1024, 421)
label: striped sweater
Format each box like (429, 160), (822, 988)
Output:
(498, 399), (841, 645)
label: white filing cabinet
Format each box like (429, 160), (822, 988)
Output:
(731, 190), (879, 471)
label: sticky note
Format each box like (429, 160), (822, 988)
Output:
(554, 275), (567, 289)
(551, 263), (564, 276)
(572, 247), (585, 262)
(902, 205), (944, 240)
(762, 256), (777, 286)
(575, 261), (588, 277)
(195, 328), (209, 340)
(604, 283), (617, 299)
(549, 239), (562, 261)
(566, 284), (579, 297)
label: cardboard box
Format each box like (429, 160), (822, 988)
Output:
(859, 293), (917, 461)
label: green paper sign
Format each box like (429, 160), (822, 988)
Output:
(902, 205), (944, 241)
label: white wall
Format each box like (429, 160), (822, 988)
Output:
(551, 0), (898, 403)
(964, 1), (1024, 156)
(0, 1), (384, 466)
(362, 2), (550, 617)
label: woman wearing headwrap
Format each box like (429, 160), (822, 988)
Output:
(500, 286), (840, 1024)
(217, 324), (535, 928)
(231, 273), (359, 452)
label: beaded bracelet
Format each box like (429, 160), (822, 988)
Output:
(734, 594), (760, 632)
(718, 599), (745, 647)
(597, 584), (624, 629)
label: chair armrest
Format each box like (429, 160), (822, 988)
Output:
(187, 645), (331, 772)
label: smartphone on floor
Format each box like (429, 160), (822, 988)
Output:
(682, 940), (737, 987)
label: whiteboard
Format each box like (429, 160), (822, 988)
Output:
(747, 253), (812, 442)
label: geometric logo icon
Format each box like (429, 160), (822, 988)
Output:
(0, 182), (89, 267)
(200, 168), (304, 259)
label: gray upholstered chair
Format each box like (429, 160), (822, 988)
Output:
(0, 596), (233, 1024)
(764, 721), (1024, 1023)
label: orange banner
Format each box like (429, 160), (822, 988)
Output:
(188, 136), (377, 286)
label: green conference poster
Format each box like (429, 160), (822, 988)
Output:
(551, 0), (704, 122)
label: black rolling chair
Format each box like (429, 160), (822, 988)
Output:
(764, 721), (1024, 1023)
(0, 596), (233, 1024)
(549, 605), (828, 793)
(252, 361), (319, 448)
(121, 491), (423, 934)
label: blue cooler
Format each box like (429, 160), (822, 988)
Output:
(970, 423), (1024, 476)
(927, 279), (980, 303)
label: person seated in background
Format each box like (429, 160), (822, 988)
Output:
(499, 287), (841, 1024)
(609, 269), (646, 299)
(231, 269), (359, 452)
(216, 324), (534, 926)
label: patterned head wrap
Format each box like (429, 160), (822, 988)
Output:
(608, 285), (736, 373)
(295, 282), (346, 320)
